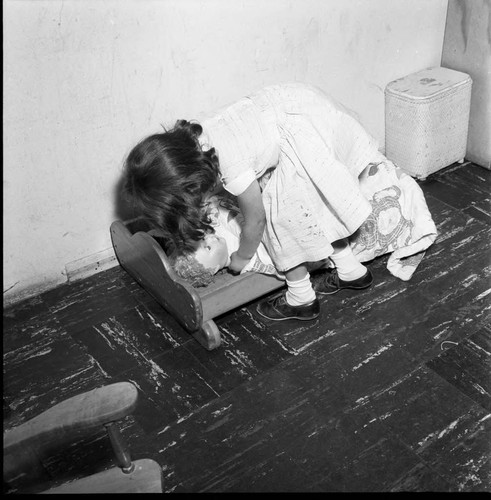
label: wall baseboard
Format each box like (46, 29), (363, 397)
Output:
(4, 248), (120, 309)
(65, 247), (118, 283)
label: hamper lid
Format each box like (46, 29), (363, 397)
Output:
(385, 66), (471, 100)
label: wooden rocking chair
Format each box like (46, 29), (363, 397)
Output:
(3, 382), (163, 494)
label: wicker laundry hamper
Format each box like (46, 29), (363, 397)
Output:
(385, 66), (472, 180)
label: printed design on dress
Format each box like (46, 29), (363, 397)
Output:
(351, 184), (413, 255)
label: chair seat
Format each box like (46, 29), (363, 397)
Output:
(41, 459), (163, 494)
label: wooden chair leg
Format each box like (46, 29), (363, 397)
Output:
(104, 422), (133, 473)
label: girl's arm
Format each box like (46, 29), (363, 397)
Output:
(229, 180), (266, 273)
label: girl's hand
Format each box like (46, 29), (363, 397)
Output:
(228, 251), (251, 274)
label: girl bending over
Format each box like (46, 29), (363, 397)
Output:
(122, 83), (378, 321)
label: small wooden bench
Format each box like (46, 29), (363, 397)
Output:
(110, 218), (285, 350)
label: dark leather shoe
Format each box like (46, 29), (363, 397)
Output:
(256, 292), (320, 321)
(313, 268), (373, 295)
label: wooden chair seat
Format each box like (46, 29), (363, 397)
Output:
(3, 382), (163, 494)
(41, 458), (162, 494)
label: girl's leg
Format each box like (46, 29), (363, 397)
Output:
(284, 264), (317, 306)
(330, 238), (367, 281)
(256, 263), (319, 321)
(313, 238), (373, 295)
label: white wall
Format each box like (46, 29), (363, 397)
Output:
(442, 0), (491, 168)
(3, 0), (448, 306)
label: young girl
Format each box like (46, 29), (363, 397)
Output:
(122, 82), (383, 322)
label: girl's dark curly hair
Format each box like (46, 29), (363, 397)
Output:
(122, 120), (220, 253)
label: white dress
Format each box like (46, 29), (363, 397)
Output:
(199, 82), (381, 272)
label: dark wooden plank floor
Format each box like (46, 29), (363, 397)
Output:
(3, 161), (490, 493)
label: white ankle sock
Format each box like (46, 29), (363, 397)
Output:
(285, 275), (317, 306)
(330, 245), (367, 281)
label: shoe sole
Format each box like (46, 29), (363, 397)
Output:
(315, 281), (373, 296)
(256, 308), (319, 321)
